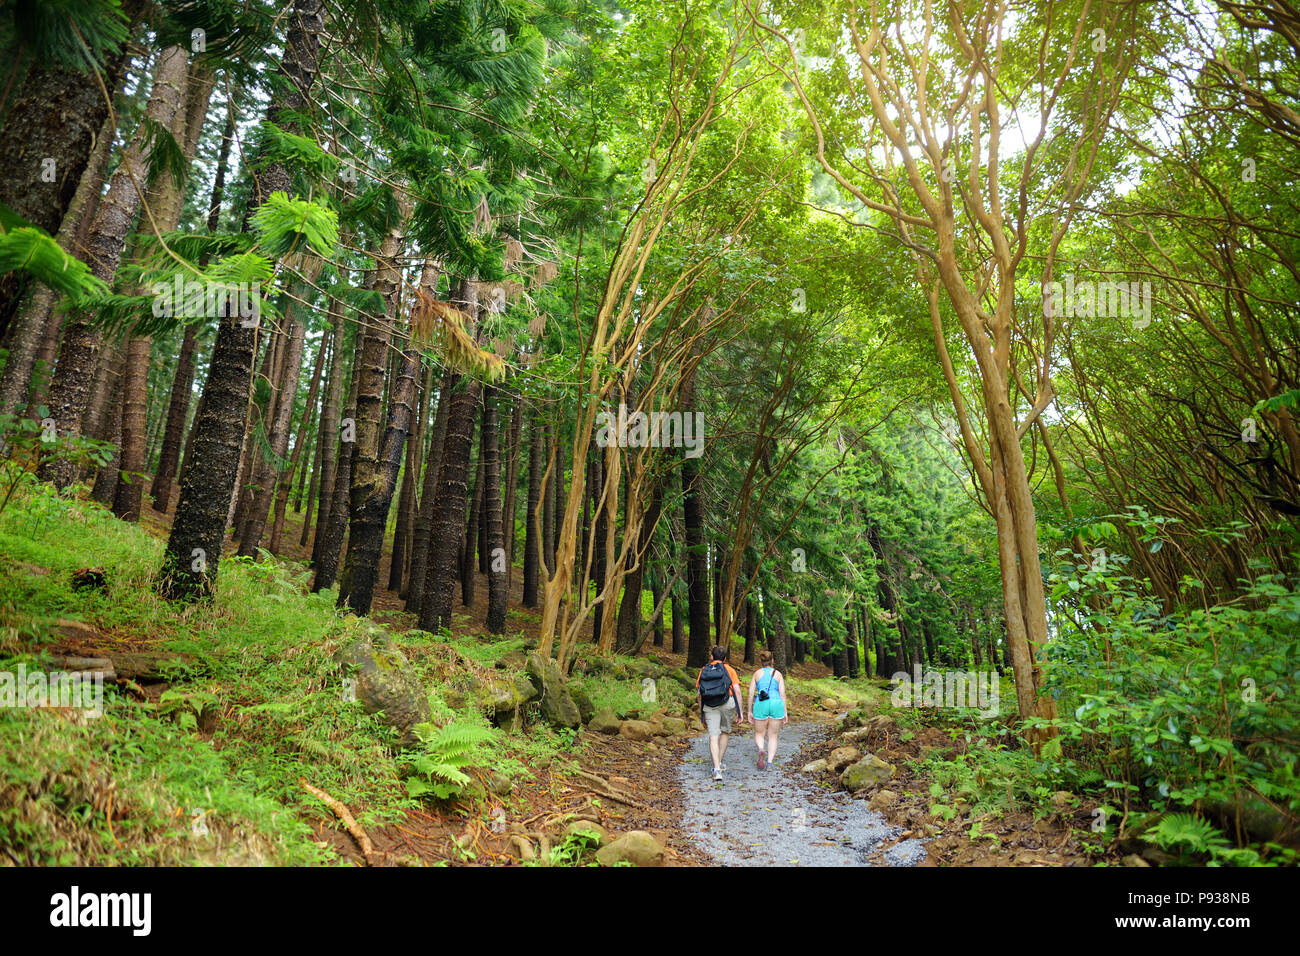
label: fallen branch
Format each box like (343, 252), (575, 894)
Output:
(300, 778), (379, 866)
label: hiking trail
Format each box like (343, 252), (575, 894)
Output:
(679, 721), (927, 866)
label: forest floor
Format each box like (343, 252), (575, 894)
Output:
(2, 488), (1107, 867)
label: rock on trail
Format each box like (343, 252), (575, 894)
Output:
(679, 722), (926, 867)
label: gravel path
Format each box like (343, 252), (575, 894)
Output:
(679, 721), (927, 867)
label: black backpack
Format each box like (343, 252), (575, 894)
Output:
(698, 662), (732, 707)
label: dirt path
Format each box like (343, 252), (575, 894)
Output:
(679, 721), (927, 866)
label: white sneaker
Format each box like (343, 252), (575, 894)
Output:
(712, 768), (723, 781)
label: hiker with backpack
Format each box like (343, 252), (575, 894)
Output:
(696, 645), (744, 782)
(747, 649), (788, 770)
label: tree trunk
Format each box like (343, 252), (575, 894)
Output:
(115, 65), (211, 522)
(339, 334), (417, 616)
(614, 476), (664, 654)
(239, 308), (307, 556)
(459, 401), (483, 607)
(150, 325), (198, 512)
(578, 449), (593, 600)
(232, 323), (283, 541)
(160, 0), (325, 600)
(310, 296), (346, 561)
(651, 577), (665, 648)
(743, 598), (756, 665)
(501, 390), (523, 585)
(314, 313), (365, 594)
(39, 45), (191, 488)
(671, 587), (686, 655)
(418, 280), (481, 632)
(405, 366), (453, 616)
(0, 0), (140, 331)
(111, 333), (151, 520)
(768, 594), (789, 676)
(90, 340), (125, 506)
(271, 326), (326, 553)
(590, 447), (606, 643)
(521, 406), (543, 608)
(0, 104), (114, 418)
(334, 194), (408, 608)
(152, 80), (231, 512)
(391, 325), (431, 595)
(542, 422), (556, 576)
(683, 445), (711, 669)
(712, 543), (724, 649)
(845, 614), (860, 678)
(485, 385), (507, 632)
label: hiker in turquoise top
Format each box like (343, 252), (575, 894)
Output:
(747, 649), (788, 770)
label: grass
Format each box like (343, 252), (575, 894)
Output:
(0, 483), (595, 865)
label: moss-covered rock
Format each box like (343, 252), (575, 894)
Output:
(841, 754), (894, 792)
(596, 830), (664, 867)
(334, 634), (430, 747)
(618, 720), (655, 741)
(588, 709), (621, 734)
(570, 685), (596, 724)
(525, 652), (581, 729)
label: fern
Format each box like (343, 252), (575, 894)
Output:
(252, 193), (339, 258)
(402, 721), (496, 801)
(255, 122), (338, 182)
(0, 226), (108, 301)
(11, 0), (130, 69)
(1144, 813), (1230, 856)
(139, 115), (188, 189)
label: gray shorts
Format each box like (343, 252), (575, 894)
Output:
(702, 702), (735, 737)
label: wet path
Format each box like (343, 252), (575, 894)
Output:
(679, 722), (927, 866)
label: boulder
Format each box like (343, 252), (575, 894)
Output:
(566, 819), (610, 847)
(827, 746), (862, 773)
(619, 720), (655, 741)
(841, 754), (895, 792)
(442, 688), (466, 710)
(595, 830), (665, 867)
(486, 673), (539, 731)
(588, 657), (631, 679)
(865, 714), (898, 735)
(800, 759), (829, 774)
(667, 667), (698, 692)
(629, 658), (662, 679)
(868, 789), (900, 812)
(662, 716), (688, 736)
(494, 650), (527, 671)
(841, 726), (873, 743)
(588, 709), (622, 735)
(820, 697), (841, 711)
(335, 634), (430, 747)
(570, 685), (597, 724)
(525, 652), (581, 730)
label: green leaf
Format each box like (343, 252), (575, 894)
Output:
(252, 193), (339, 258)
(0, 227), (108, 301)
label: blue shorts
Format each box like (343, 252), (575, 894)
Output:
(753, 696), (785, 720)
